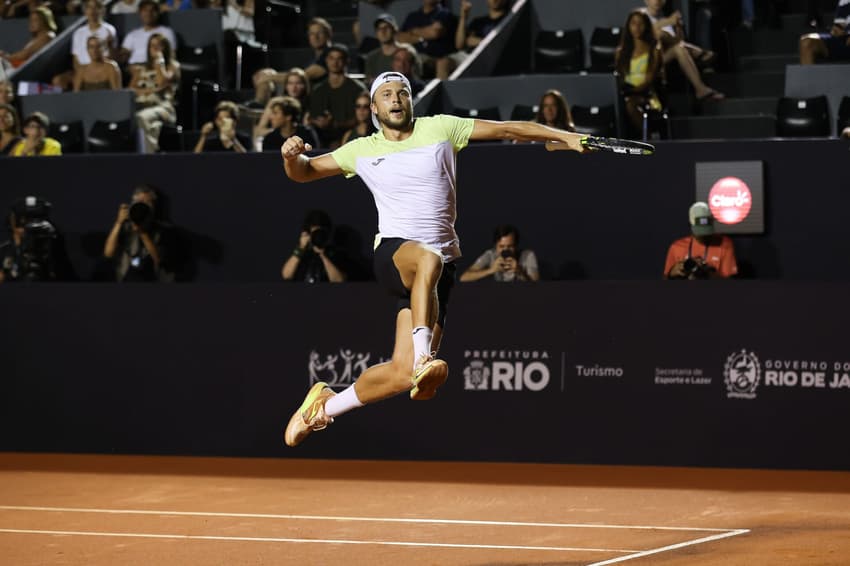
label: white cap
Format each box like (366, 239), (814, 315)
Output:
(369, 71), (413, 130)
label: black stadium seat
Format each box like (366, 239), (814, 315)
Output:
(510, 104), (538, 121)
(451, 107), (501, 120)
(776, 95), (830, 137)
(589, 27), (621, 72)
(48, 120), (85, 154)
(533, 29), (584, 73)
(837, 96), (850, 134)
(88, 119), (134, 153)
(571, 105), (617, 137)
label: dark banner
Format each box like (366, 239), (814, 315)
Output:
(2, 282), (849, 470)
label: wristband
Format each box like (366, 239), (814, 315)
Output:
(292, 248), (303, 258)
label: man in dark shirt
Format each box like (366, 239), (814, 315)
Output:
(262, 96), (319, 152)
(281, 209), (347, 283)
(456, 0), (509, 54)
(307, 44), (367, 149)
(396, 0), (458, 79)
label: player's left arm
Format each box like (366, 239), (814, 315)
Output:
(469, 120), (586, 152)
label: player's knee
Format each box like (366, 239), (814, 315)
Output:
(418, 252), (443, 278)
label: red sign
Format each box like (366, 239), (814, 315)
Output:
(708, 177), (752, 224)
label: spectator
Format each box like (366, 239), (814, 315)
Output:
(8, 112), (62, 156)
(0, 103), (21, 156)
(219, 0), (256, 45)
(283, 67), (311, 124)
(73, 36), (121, 91)
(133, 34), (179, 153)
(161, 0), (191, 11)
(103, 184), (176, 282)
(455, 0), (509, 54)
(391, 44), (425, 97)
(119, 0), (177, 66)
(615, 10), (664, 137)
(460, 224), (539, 283)
(641, 0), (723, 101)
(341, 91), (376, 144)
(664, 201), (738, 279)
(53, 0), (116, 90)
(396, 0), (459, 80)
(194, 100), (250, 153)
(799, 0), (850, 64)
(110, 0), (140, 15)
(304, 17), (333, 84)
(281, 209), (347, 283)
(0, 7), (57, 69)
(0, 196), (73, 282)
(363, 13), (403, 84)
(534, 89), (574, 131)
(307, 44), (367, 149)
(261, 96), (319, 152)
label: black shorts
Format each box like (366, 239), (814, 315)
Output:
(373, 237), (456, 328)
(818, 32), (850, 60)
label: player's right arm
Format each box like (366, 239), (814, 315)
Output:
(281, 136), (343, 183)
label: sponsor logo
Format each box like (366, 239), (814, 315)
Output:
(654, 367), (712, 386)
(462, 349), (551, 391)
(708, 177), (752, 224)
(763, 359), (850, 389)
(575, 364), (624, 377)
(724, 349), (760, 399)
(371, 157), (385, 166)
(308, 349), (389, 390)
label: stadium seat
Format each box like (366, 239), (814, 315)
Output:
(589, 27), (621, 72)
(571, 105), (617, 137)
(178, 44), (220, 85)
(88, 119), (134, 153)
(533, 29), (584, 73)
(48, 120), (85, 154)
(451, 107), (501, 120)
(159, 124), (185, 153)
(775, 95), (830, 137)
(837, 96), (850, 134)
(510, 104), (538, 121)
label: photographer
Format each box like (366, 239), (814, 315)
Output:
(281, 209), (347, 283)
(103, 184), (175, 282)
(664, 201), (738, 280)
(460, 224), (539, 283)
(0, 196), (73, 283)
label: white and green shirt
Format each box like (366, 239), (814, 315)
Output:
(330, 114), (475, 261)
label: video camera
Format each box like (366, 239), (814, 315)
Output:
(682, 257), (714, 280)
(10, 196), (57, 281)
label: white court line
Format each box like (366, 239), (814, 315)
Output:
(0, 505), (739, 532)
(588, 529), (751, 566)
(0, 528), (638, 553)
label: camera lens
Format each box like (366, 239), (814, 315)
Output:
(500, 249), (513, 259)
(128, 201), (153, 225)
(310, 227), (330, 248)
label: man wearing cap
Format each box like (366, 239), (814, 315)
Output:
(664, 201), (738, 279)
(281, 71), (586, 447)
(8, 112), (62, 157)
(307, 43), (367, 149)
(364, 13), (405, 84)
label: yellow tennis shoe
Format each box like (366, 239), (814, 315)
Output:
(284, 382), (336, 447)
(410, 355), (448, 401)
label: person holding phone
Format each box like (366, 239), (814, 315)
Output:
(194, 100), (250, 153)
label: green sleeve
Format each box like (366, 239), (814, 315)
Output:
(437, 114), (475, 152)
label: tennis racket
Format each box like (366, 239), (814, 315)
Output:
(546, 136), (655, 156)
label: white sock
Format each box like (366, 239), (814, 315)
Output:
(324, 385), (364, 418)
(412, 326), (433, 368)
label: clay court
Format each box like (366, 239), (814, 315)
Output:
(1, 453), (848, 565)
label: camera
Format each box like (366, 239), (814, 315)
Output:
(128, 201), (154, 229)
(682, 257), (713, 279)
(499, 249), (515, 259)
(310, 226), (330, 248)
(10, 196), (57, 281)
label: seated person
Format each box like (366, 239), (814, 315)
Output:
(534, 89), (574, 131)
(194, 100), (251, 153)
(132, 34), (180, 153)
(0, 103), (22, 156)
(119, 0), (177, 66)
(396, 0), (458, 80)
(664, 201), (738, 279)
(799, 0), (850, 64)
(363, 13), (402, 84)
(281, 209), (347, 283)
(305, 17), (333, 84)
(111, 0), (141, 14)
(261, 96), (319, 152)
(341, 91), (376, 145)
(641, 0), (723, 101)
(0, 7), (57, 69)
(307, 44), (366, 149)
(615, 10), (665, 138)
(53, 0), (116, 90)
(8, 112), (62, 157)
(460, 224), (539, 283)
(73, 36), (121, 91)
(455, 0), (509, 54)
(391, 44), (425, 97)
(103, 184), (176, 282)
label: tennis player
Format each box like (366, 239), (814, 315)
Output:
(283, 71), (585, 446)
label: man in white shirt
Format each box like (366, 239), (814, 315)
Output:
(119, 0), (177, 66)
(52, 0), (117, 90)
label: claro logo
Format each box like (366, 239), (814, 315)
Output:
(708, 177), (752, 224)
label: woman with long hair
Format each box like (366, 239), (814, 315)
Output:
(0, 7), (57, 68)
(73, 36), (122, 91)
(533, 89), (574, 132)
(340, 92), (377, 144)
(615, 9), (664, 136)
(0, 103), (22, 156)
(132, 33), (180, 153)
